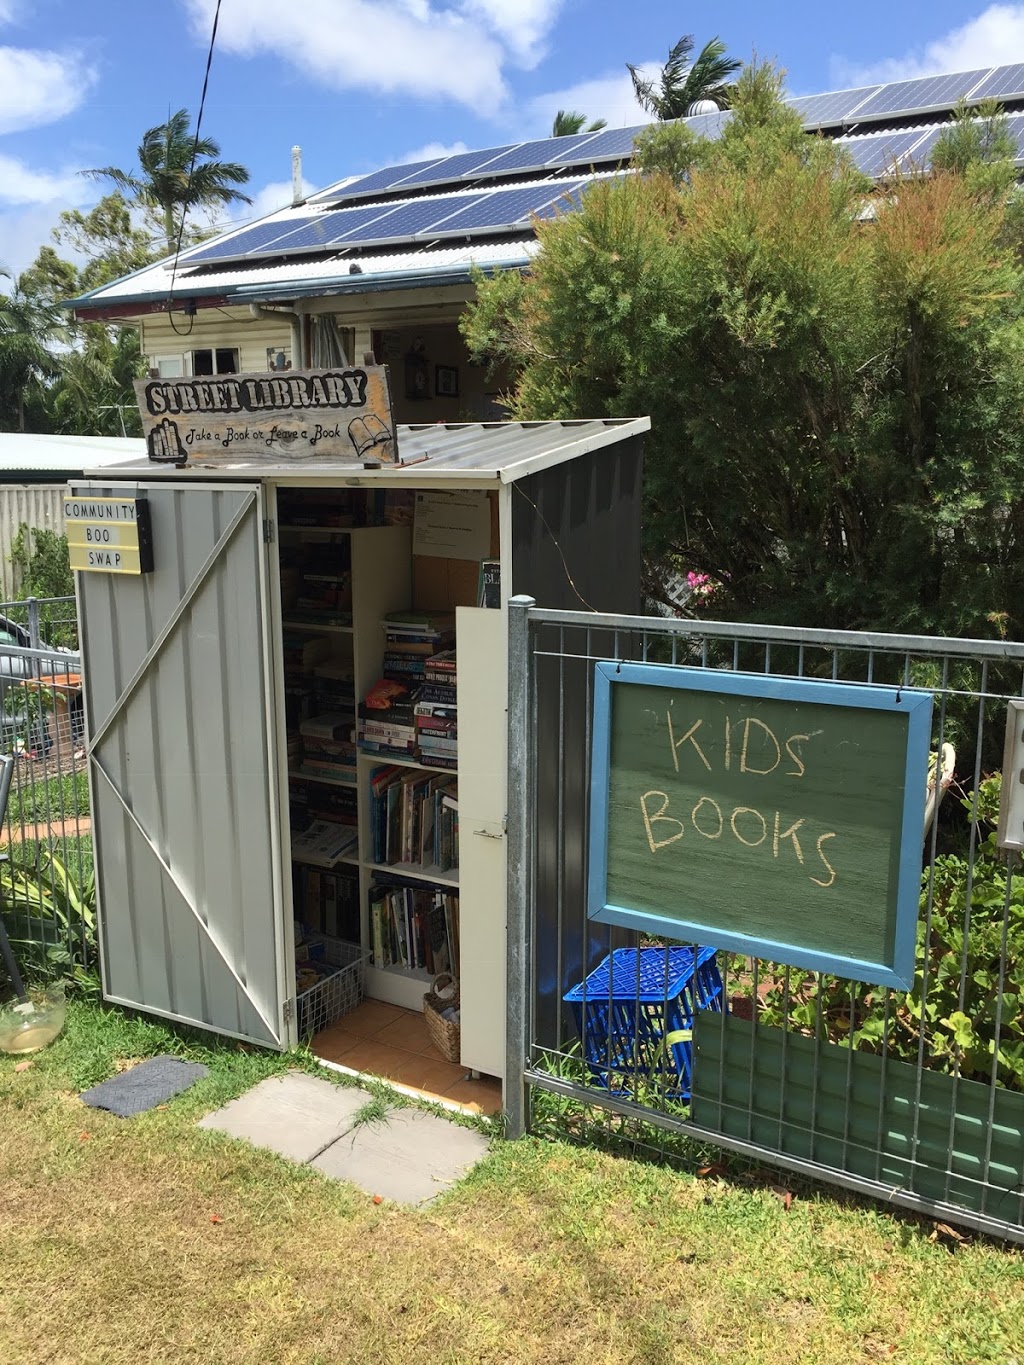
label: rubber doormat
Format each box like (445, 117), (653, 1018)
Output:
(80, 1056), (209, 1117)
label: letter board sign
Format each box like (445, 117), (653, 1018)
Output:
(588, 664), (933, 988)
(65, 496), (154, 575)
(134, 364), (398, 465)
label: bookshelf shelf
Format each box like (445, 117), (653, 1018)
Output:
(289, 768), (357, 788)
(364, 859), (459, 889)
(355, 751), (452, 773)
(280, 525), (353, 538)
(283, 620), (354, 634)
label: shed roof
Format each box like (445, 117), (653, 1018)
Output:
(0, 433), (145, 475)
(85, 418), (650, 487)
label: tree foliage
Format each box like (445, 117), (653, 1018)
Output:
(628, 34), (741, 118)
(463, 65), (1024, 639)
(85, 107), (252, 253)
(551, 110), (608, 137)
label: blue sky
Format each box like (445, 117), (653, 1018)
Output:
(1, 0), (1022, 273)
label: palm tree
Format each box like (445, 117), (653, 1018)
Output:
(628, 35), (741, 119)
(551, 110), (608, 138)
(0, 282), (60, 432)
(85, 108), (252, 254)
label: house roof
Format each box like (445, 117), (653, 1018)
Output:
(83, 418), (651, 487)
(71, 64), (1024, 320)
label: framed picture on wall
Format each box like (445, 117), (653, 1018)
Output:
(435, 364), (459, 398)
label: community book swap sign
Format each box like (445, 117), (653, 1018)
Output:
(588, 664), (933, 988)
(134, 365), (398, 465)
(65, 495), (153, 575)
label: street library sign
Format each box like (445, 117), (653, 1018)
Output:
(134, 365), (398, 465)
(65, 495), (154, 575)
(588, 664), (933, 988)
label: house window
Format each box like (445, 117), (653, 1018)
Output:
(191, 348), (239, 376)
(153, 355), (184, 378)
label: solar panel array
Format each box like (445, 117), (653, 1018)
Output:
(182, 179), (589, 267)
(179, 63), (1024, 273)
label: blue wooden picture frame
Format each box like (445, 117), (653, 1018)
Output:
(588, 663), (934, 989)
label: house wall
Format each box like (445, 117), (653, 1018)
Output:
(138, 281), (513, 422)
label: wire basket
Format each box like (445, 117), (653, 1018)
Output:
(423, 973), (461, 1062)
(296, 936), (370, 1038)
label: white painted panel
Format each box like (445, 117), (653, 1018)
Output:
(456, 605), (507, 1080)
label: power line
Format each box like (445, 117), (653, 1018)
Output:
(166, 0), (224, 335)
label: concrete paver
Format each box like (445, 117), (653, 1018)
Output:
(198, 1071), (369, 1162)
(311, 1106), (491, 1204)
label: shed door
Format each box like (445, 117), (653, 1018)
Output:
(74, 480), (290, 1048)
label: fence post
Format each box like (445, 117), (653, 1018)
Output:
(506, 594), (536, 1139)
(26, 596), (40, 653)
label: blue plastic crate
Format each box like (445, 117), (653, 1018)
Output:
(563, 946), (724, 1098)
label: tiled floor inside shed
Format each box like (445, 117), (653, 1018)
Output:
(311, 1000), (503, 1115)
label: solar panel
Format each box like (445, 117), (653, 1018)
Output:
(1002, 112), (1024, 159)
(788, 86), (882, 128)
(476, 136), (606, 177)
(425, 180), (584, 236)
(331, 193), (491, 244)
(853, 70), (992, 120)
(838, 128), (931, 177)
(559, 124), (646, 161)
(391, 144), (520, 188)
(181, 216), (317, 264)
(312, 157), (447, 202)
(248, 203), (407, 256)
(968, 64), (1024, 101)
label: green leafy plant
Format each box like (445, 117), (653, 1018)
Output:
(1, 845), (96, 977)
(736, 773), (1024, 1090)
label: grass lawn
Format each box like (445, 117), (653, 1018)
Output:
(2, 1002), (1024, 1364)
(5, 766), (89, 826)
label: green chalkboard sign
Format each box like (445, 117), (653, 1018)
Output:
(588, 664), (933, 987)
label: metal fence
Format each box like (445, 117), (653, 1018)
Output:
(0, 596), (89, 986)
(507, 597), (1024, 1243)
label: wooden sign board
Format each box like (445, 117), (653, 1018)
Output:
(134, 365), (398, 465)
(589, 664), (933, 988)
(65, 495), (154, 575)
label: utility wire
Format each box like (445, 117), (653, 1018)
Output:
(166, 0), (224, 335)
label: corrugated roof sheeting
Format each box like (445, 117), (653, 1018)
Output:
(88, 419), (650, 486)
(0, 433), (146, 472)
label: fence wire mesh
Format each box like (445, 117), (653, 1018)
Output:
(513, 605), (1024, 1242)
(0, 597), (89, 989)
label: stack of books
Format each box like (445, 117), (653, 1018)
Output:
(357, 677), (418, 759)
(299, 712), (357, 784)
(290, 818), (359, 867)
(416, 649), (457, 769)
(381, 611), (455, 691)
(312, 660), (355, 716)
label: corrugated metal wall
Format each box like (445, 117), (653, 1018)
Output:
(74, 478), (287, 1047)
(511, 433), (644, 1046)
(0, 485), (67, 598)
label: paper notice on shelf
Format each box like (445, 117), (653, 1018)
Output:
(412, 490), (490, 561)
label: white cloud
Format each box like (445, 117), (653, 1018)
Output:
(182, 0), (566, 113)
(0, 153), (85, 205)
(237, 177), (320, 222)
(0, 44), (95, 134)
(0, 203), (78, 276)
(524, 68), (653, 140)
(400, 140), (470, 163)
(832, 4), (1024, 87)
(462, 0), (561, 65)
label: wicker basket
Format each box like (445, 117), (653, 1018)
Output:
(423, 973), (461, 1063)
